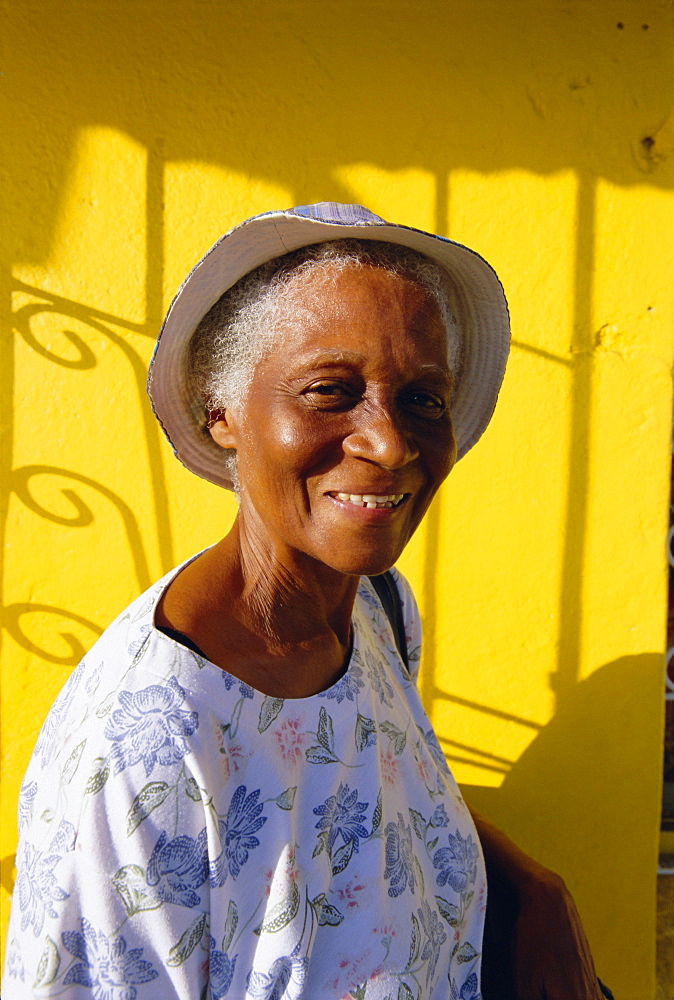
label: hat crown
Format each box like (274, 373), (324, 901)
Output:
(289, 202), (387, 226)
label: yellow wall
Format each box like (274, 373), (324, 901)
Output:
(2, 2), (673, 996)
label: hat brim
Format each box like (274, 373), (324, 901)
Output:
(147, 210), (510, 490)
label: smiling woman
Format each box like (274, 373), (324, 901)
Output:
(3, 203), (607, 1000)
(159, 262), (457, 697)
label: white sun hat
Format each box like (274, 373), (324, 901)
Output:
(147, 202), (510, 490)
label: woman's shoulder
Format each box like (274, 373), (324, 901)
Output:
(61, 550), (219, 693)
(17, 555), (237, 821)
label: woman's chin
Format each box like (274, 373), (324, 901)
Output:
(318, 550), (402, 579)
(308, 527), (414, 578)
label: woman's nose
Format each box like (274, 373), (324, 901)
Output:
(343, 407), (419, 469)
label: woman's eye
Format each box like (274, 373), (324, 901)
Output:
(406, 391), (447, 416)
(303, 382), (357, 406)
(309, 383), (347, 395)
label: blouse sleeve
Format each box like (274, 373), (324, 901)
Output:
(3, 665), (213, 1000)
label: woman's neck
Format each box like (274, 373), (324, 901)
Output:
(156, 518), (361, 698)
(228, 515), (360, 648)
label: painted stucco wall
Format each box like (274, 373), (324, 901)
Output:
(2, 2), (673, 996)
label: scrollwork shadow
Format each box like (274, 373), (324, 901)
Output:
(12, 283), (174, 573)
(3, 602), (102, 665)
(10, 465), (151, 590)
(13, 303), (98, 370)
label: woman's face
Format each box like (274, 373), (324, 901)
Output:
(212, 264), (457, 576)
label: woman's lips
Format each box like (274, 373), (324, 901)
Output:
(328, 492), (406, 510)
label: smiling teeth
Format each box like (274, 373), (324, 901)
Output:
(334, 492), (404, 509)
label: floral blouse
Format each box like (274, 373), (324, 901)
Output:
(3, 559), (486, 1000)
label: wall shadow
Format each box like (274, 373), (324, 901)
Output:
(10, 284), (174, 573)
(3, 603), (103, 666)
(10, 465), (152, 591)
(462, 653), (664, 976)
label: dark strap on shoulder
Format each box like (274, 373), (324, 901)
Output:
(156, 624), (208, 659)
(368, 571), (409, 672)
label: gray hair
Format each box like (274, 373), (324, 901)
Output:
(187, 239), (462, 484)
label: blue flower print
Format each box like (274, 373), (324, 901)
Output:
(128, 624), (152, 659)
(18, 779), (37, 834)
(431, 804), (450, 828)
(451, 970), (481, 1000)
(34, 660), (85, 768)
(209, 937), (237, 999)
(221, 672), (254, 699)
(359, 582), (384, 613)
(61, 917), (158, 999)
(433, 829), (479, 893)
(105, 676), (198, 777)
(247, 951), (309, 1000)
(313, 783), (369, 855)
(384, 812), (416, 898)
(364, 648), (394, 707)
(210, 785), (267, 885)
(418, 899), (447, 985)
(4, 938), (25, 982)
(85, 660), (104, 695)
(319, 662), (364, 704)
(16, 820), (75, 935)
(146, 828), (209, 907)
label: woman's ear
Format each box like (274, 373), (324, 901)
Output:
(207, 409), (238, 451)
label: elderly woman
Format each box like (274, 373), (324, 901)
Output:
(4, 203), (606, 1000)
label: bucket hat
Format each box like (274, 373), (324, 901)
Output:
(147, 202), (510, 490)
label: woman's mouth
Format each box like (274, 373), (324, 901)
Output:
(329, 492), (406, 510)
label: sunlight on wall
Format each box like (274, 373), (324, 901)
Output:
(398, 169), (579, 784)
(163, 162), (291, 298)
(332, 164), (437, 231)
